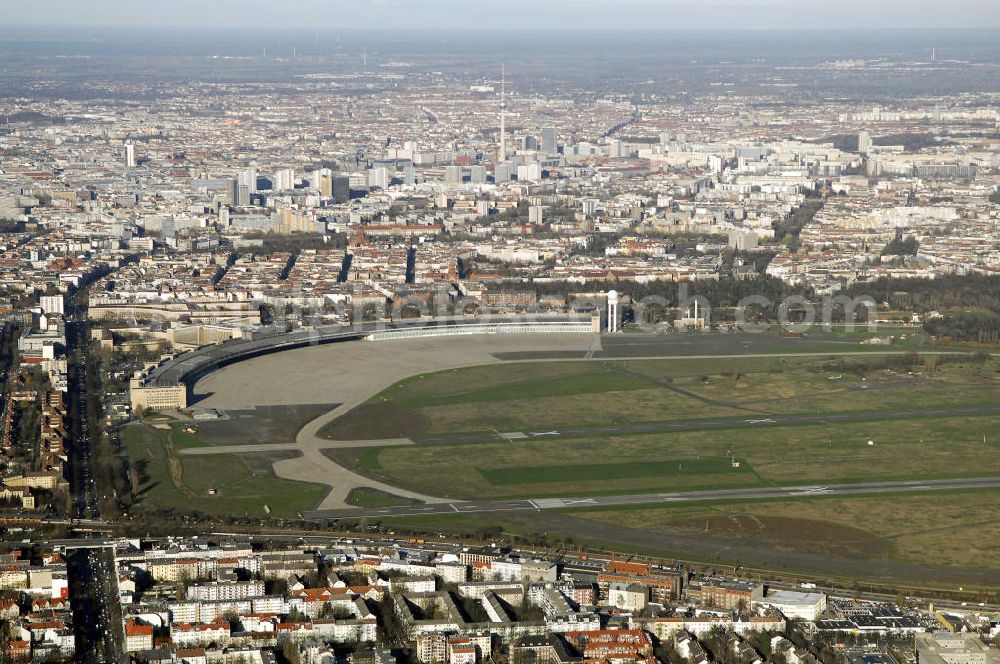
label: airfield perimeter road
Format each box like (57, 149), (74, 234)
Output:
(304, 475), (1000, 520)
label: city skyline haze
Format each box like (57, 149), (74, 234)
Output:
(4, 0), (1000, 31)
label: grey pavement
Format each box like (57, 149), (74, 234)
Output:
(304, 476), (1000, 520)
(187, 333), (600, 508)
(181, 439), (414, 455)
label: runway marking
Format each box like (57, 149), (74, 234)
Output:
(305, 477), (1000, 520)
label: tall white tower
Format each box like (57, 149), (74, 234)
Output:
(858, 130), (872, 156)
(499, 64), (507, 164)
(607, 290), (620, 333)
(123, 141), (135, 168)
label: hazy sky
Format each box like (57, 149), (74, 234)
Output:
(5, 0), (1000, 30)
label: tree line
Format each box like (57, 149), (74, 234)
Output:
(842, 274), (1000, 343)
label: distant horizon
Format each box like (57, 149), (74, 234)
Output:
(5, 22), (998, 66)
(5, 25), (1000, 34)
(4, 0), (1000, 31)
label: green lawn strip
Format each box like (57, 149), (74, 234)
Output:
(318, 400), (429, 440)
(346, 488), (417, 508)
(332, 443), (763, 497)
(123, 422), (327, 518)
(175, 454), (327, 517)
(538, 535), (1000, 593)
(364, 507), (1000, 593)
(323, 354), (996, 441)
(410, 357), (998, 433)
(758, 342), (934, 354)
(495, 480), (769, 501)
(353, 412), (1000, 500)
(324, 445), (765, 500)
(743, 463), (774, 486)
(479, 457), (750, 485)
(465, 470), (1000, 501)
(396, 367), (654, 409)
(561, 486), (1000, 573)
(381, 362), (601, 401)
(412, 394), (746, 439)
(549, 485), (1000, 516)
(356, 447), (383, 470)
(407, 402), (1000, 444)
(739, 389), (993, 416)
(169, 426), (208, 451)
(322, 447), (384, 472)
(135, 354), (997, 513)
(374, 513), (549, 539)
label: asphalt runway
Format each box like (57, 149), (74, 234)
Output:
(415, 405), (1000, 444)
(304, 475), (1000, 520)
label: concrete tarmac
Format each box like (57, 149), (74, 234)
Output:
(304, 476), (1000, 519)
(188, 333), (600, 508)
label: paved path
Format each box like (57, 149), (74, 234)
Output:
(304, 476), (1000, 519)
(273, 445), (448, 507)
(180, 437), (444, 508)
(181, 439), (414, 455)
(179, 434), (442, 508)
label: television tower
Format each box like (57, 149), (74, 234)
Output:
(499, 64), (507, 163)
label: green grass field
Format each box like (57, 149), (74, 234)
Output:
(342, 412), (1000, 500)
(125, 341), (1000, 583)
(573, 488), (1000, 571)
(321, 353), (999, 441)
(126, 344), (1000, 582)
(480, 457), (751, 485)
(368, 489), (1000, 583)
(123, 421), (328, 518)
(346, 488), (417, 508)
(317, 353), (999, 500)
